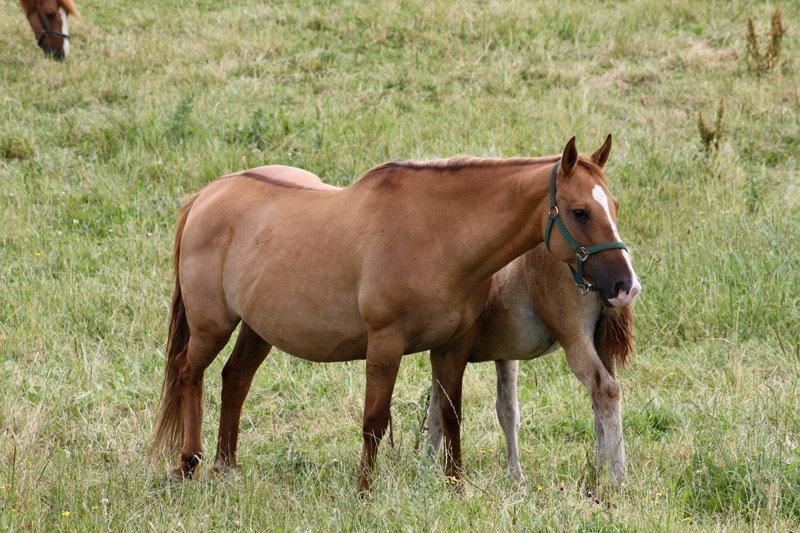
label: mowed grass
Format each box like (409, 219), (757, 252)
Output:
(1, 0), (799, 529)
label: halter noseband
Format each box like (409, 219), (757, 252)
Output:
(543, 160), (627, 294)
(36, 11), (69, 46)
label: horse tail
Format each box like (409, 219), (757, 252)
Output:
(150, 192), (199, 460)
(595, 305), (633, 373)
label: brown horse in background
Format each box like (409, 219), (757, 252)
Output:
(19, 0), (78, 59)
(150, 137), (639, 492)
(426, 243), (634, 483)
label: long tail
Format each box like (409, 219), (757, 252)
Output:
(150, 193), (199, 460)
(595, 305), (633, 374)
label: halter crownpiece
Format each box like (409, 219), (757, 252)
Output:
(543, 160), (627, 294)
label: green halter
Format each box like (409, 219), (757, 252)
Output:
(543, 161), (627, 294)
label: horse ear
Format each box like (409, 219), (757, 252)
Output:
(58, 0), (79, 16)
(561, 136), (578, 176)
(591, 134), (612, 168)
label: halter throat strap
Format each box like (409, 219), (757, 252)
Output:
(543, 160), (627, 294)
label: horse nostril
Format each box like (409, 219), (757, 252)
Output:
(613, 279), (631, 296)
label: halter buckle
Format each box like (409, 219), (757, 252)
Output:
(576, 247), (589, 262)
(548, 205), (559, 218)
(577, 283), (592, 295)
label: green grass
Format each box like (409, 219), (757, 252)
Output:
(1, 0), (799, 530)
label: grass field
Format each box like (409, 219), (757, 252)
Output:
(1, 0), (799, 530)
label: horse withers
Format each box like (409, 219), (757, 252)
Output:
(19, 0), (78, 59)
(150, 136), (639, 492)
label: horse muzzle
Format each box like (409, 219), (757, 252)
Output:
(604, 276), (641, 307)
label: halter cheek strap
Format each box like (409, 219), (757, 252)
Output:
(36, 12), (69, 46)
(543, 160), (627, 294)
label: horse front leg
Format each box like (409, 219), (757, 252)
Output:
(494, 359), (523, 481)
(356, 328), (405, 493)
(429, 329), (474, 487)
(564, 342), (626, 483)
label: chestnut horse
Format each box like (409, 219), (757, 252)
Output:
(426, 243), (634, 483)
(19, 0), (78, 59)
(151, 137), (639, 492)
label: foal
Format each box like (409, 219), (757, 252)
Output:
(151, 137), (639, 491)
(19, 0), (78, 59)
(426, 243), (634, 482)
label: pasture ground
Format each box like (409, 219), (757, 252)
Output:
(1, 0), (799, 530)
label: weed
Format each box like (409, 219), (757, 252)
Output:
(698, 98), (724, 153)
(746, 8), (786, 76)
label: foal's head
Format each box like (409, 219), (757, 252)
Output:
(20, 0), (78, 60)
(543, 136), (640, 307)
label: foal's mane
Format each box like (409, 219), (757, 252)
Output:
(595, 306), (633, 371)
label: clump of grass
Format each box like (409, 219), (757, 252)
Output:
(166, 93), (195, 141)
(698, 99), (724, 153)
(672, 453), (766, 520)
(230, 107), (270, 150)
(746, 8), (786, 76)
(0, 134), (34, 160)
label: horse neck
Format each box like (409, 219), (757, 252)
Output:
(410, 161), (555, 287)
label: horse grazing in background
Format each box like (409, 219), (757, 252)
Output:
(19, 0), (78, 59)
(426, 243), (634, 483)
(150, 136), (640, 492)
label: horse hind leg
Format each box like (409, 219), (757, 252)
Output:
(169, 319), (236, 479)
(495, 359), (523, 481)
(214, 323), (271, 474)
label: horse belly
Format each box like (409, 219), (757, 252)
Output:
(470, 261), (558, 363)
(230, 243), (369, 362)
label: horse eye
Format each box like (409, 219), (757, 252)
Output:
(46, 12), (57, 20)
(571, 209), (589, 222)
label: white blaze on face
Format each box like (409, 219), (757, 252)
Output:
(59, 7), (69, 56)
(591, 184), (641, 306)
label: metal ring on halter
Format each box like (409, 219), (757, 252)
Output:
(576, 247), (589, 262)
(548, 205), (559, 218)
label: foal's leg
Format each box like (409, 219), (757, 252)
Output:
(170, 327), (233, 479)
(356, 328), (405, 493)
(564, 341), (626, 482)
(495, 360), (523, 481)
(213, 323), (272, 474)
(425, 376), (443, 457)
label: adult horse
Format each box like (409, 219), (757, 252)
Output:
(151, 136), (639, 492)
(425, 243), (635, 484)
(19, 0), (78, 59)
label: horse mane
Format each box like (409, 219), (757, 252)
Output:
(361, 155), (605, 182)
(595, 305), (633, 372)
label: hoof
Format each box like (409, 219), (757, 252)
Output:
(212, 460), (239, 478)
(508, 467), (526, 484)
(167, 452), (203, 481)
